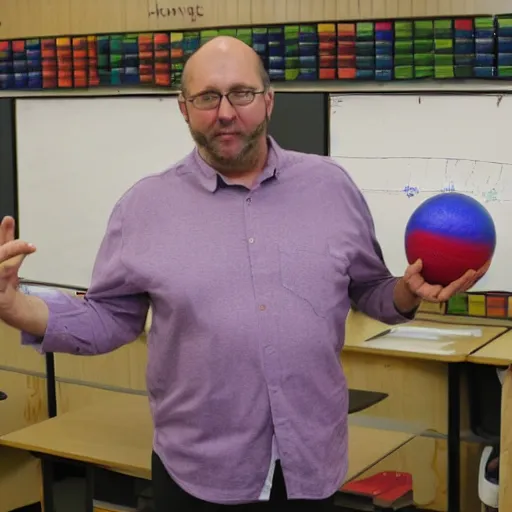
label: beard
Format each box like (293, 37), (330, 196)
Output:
(189, 116), (268, 173)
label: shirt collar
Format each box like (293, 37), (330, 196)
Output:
(192, 135), (282, 192)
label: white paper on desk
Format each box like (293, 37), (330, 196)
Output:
(364, 337), (457, 355)
(384, 326), (482, 340)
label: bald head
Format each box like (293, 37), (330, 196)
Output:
(180, 36), (270, 96)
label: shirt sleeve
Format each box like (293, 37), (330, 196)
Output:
(20, 199), (150, 355)
(339, 165), (416, 325)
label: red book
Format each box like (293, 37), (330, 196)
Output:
(338, 471), (413, 509)
(455, 19), (473, 31)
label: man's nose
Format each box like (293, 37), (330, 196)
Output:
(217, 96), (237, 121)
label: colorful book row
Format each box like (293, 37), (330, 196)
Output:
(419, 292), (512, 319)
(1, 15), (512, 90)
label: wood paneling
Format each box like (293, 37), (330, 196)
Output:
(0, 0), (511, 39)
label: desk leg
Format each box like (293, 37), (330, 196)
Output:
(85, 465), (94, 512)
(499, 367), (512, 510)
(41, 458), (55, 512)
(447, 363), (461, 512)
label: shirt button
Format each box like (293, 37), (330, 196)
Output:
(259, 304), (266, 311)
(248, 237), (255, 244)
(246, 197), (252, 204)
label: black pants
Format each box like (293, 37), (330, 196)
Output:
(152, 452), (336, 511)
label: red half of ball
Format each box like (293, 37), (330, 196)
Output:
(405, 230), (493, 286)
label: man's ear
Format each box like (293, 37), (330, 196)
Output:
(178, 94), (189, 123)
(265, 87), (275, 119)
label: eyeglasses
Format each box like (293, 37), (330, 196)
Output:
(184, 90), (266, 110)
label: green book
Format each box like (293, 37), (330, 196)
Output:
(474, 16), (494, 30)
(498, 66), (512, 77)
(395, 54), (413, 66)
(395, 65), (414, 79)
(219, 28), (237, 37)
(415, 39), (434, 53)
(414, 20), (434, 39)
(435, 65), (455, 79)
(395, 21), (413, 40)
(447, 294), (469, 315)
(434, 38), (453, 53)
(356, 22), (374, 41)
(435, 54), (453, 66)
(434, 19), (453, 39)
(415, 65), (434, 78)
(200, 30), (218, 45)
(109, 35), (123, 54)
(395, 40), (413, 54)
(285, 68), (300, 80)
(236, 28), (253, 45)
(285, 57), (299, 69)
(414, 53), (434, 66)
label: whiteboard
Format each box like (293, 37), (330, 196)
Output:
(16, 97), (194, 288)
(329, 93), (512, 292)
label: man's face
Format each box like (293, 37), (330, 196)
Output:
(179, 52), (274, 172)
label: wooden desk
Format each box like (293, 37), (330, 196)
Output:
(467, 328), (512, 366)
(344, 312), (506, 362)
(342, 311), (506, 512)
(0, 393), (415, 510)
(0, 320), (49, 511)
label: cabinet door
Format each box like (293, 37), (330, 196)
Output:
(268, 93), (327, 155)
(0, 99), (17, 225)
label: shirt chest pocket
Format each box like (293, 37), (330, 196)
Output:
(278, 242), (349, 318)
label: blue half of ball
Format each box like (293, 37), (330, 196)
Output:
(405, 192), (496, 246)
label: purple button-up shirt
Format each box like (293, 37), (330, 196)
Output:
(22, 137), (411, 504)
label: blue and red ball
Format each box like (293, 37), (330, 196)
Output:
(405, 192), (496, 286)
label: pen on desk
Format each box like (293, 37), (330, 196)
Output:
(365, 329), (391, 341)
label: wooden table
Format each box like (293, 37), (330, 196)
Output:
(467, 330), (512, 511)
(344, 312), (505, 362)
(467, 329), (512, 366)
(0, 393), (415, 511)
(343, 310), (507, 512)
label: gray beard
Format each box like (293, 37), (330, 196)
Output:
(190, 117), (268, 174)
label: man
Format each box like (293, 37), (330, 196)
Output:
(0, 36), (484, 511)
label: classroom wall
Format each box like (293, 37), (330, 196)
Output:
(2, 0), (512, 39)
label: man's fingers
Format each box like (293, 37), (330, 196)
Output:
(0, 254), (26, 274)
(416, 283), (443, 302)
(404, 259), (422, 280)
(0, 216), (15, 246)
(405, 273), (424, 293)
(0, 241), (35, 269)
(475, 259), (491, 279)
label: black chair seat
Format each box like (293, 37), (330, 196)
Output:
(348, 388), (388, 414)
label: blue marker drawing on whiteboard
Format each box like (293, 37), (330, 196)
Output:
(403, 185), (419, 198)
(483, 188), (498, 202)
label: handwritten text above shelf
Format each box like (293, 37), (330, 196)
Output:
(1, 0), (512, 39)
